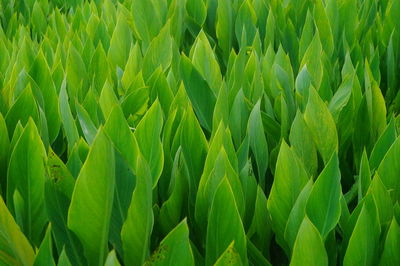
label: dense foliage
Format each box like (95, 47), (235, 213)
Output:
(0, 0), (399, 265)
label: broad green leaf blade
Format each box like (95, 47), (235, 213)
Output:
(75, 102), (97, 145)
(29, 50), (61, 143)
(377, 136), (400, 201)
(267, 141), (309, 253)
(180, 54), (216, 132)
(379, 217), (400, 266)
(104, 105), (139, 253)
(0, 113), (9, 195)
(121, 155), (154, 266)
(214, 242), (243, 266)
(306, 153), (341, 238)
(247, 101), (268, 188)
(290, 216), (328, 266)
(159, 148), (189, 234)
(206, 177), (247, 265)
(5, 85), (39, 137)
(367, 174), (393, 226)
(104, 250), (121, 266)
(68, 128), (115, 266)
(145, 219), (194, 265)
(304, 87), (338, 164)
(358, 149), (371, 199)
(59, 80), (79, 152)
(0, 195), (35, 266)
(289, 111), (317, 176)
(45, 149), (85, 266)
(134, 100), (164, 187)
(344, 196), (380, 266)
(284, 179), (313, 251)
(34, 224), (56, 266)
(216, 0), (234, 61)
(369, 118), (397, 171)
(7, 118), (47, 246)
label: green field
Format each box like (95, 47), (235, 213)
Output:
(0, 0), (399, 265)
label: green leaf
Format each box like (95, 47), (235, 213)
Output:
(76, 102), (97, 145)
(145, 219), (194, 265)
(108, 10), (132, 69)
(180, 54), (216, 132)
(267, 141), (309, 253)
(216, 0), (234, 61)
(290, 216), (328, 266)
(304, 87), (338, 164)
(235, 0), (257, 46)
(134, 100), (164, 187)
(289, 111), (317, 176)
(45, 149), (85, 266)
(299, 33), (323, 90)
(206, 177), (247, 265)
(159, 148), (189, 234)
(68, 128), (115, 266)
(358, 150), (371, 199)
(142, 23), (173, 80)
(0, 195), (35, 266)
(284, 179), (313, 251)
(186, 0), (207, 27)
(377, 136), (400, 201)
(379, 217), (400, 266)
(59, 81), (80, 152)
(343, 195), (380, 266)
(190, 30), (222, 94)
(247, 100), (268, 188)
(34, 224), (56, 266)
(104, 105), (139, 254)
(99, 80), (119, 120)
(367, 174), (393, 226)
(214, 242), (243, 266)
(369, 118), (397, 171)
(7, 118), (47, 246)
(104, 250), (121, 266)
(0, 113), (9, 195)
(5, 85), (39, 137)
(29, 50), (61, 143)
(130, 0), (167, 46)
(306, 153), (341, 238)
(121, 155), (154, 266)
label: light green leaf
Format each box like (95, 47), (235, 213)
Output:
(206, 177), (247, 265)
(267, 141), (309, 253)
(59, 81), (79, 152)
(121, 155), (154, 266)
(379, 217), (400, 266)
(343, 196), (380, 266)
(216, 0), (234, 61)
(34, 224), (56, 266)
(377, 136), (400, 201)
(108, 10), (132, 69)
(0, 195), (35, 266)
(68, 128), (115, 266)
(7, 118), (47, 246)
(145, 219), (194, 265)
(367, 174), (393, 226)
(104, 250), (121, 266)
(134, 100), (164, 187)
(247, 100), (268, 188)
(306, 153), (341, 238)
(290, 216), (328, 266)
(284, 179), (313, 251)
(180, 54), (216, 132)
(289, 111), (317, 176)
(304, 87), (338, 164)
(214, 242), (243, 266)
